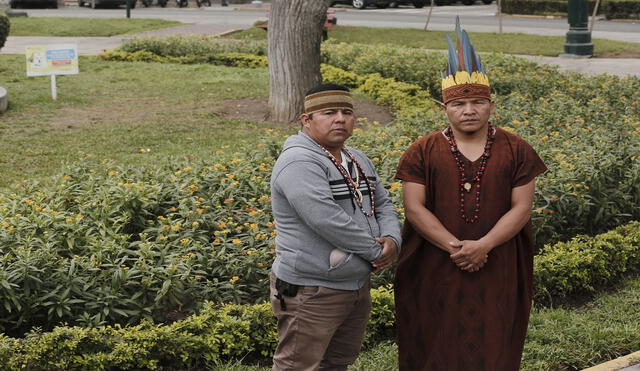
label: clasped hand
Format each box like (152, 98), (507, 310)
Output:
(449, 240), (490, 273)
(372, 237), (397, 273)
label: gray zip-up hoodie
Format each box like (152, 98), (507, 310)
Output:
(270, 131), (402, 290)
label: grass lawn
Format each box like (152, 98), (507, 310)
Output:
(0, 54), (276, 188)
(8, 17), (183, 37)
(230, 25), (640, 57)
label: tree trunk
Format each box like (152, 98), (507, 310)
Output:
(267, 0), (331, 124)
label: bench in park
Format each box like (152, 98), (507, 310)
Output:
(256, 9), (337, 40)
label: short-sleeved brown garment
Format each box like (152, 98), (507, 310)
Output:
(394, 127), (547, 371)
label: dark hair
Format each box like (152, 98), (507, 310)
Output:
(305, 83), (349, 97)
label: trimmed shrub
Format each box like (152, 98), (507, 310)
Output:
(501, 0), (600, 16)
(604, 0), (640, 19)
(0, 288), (394, 370)
(0, 13), (9, 51)
(501, 0), (640, 19)
(534, 221), (640, 304)
(117, 36), (267, 57)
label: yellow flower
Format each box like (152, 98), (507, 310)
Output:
(192, 222), (200, 228)
(250, 223), (258, 231)
(194, 275), (204, 281)
(232, 239), (242, 245)
(230, 276), (240, 283)
(180, 238), (190, 245)
(108, 171), (118, 176)
(171, 223), (181, 232)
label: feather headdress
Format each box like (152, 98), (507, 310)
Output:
(441, 17), (491, 104)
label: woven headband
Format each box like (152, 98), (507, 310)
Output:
(304, 90), (353, 115)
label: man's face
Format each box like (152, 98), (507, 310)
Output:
(444, 97), (494, 135)
(301, 108), (355, 149)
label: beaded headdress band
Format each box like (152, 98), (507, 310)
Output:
(441, 17), (491, 104)
(304, 90), (354, 115)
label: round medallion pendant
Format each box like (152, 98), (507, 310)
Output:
(464, 182), (472, 192)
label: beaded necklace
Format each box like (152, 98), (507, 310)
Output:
(444, 124), (495, 224)
(317, 145), (376, 217)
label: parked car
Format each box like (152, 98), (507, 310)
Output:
(330, 0), (393, 9)
(390, 0), (427, 7)
(78, 0), (131, 8)
(10, 0), (57, 8)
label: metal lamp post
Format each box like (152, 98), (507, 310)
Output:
(563, 0), (593, 57)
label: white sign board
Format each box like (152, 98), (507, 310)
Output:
(26, 44), (79, 77)
(25, 44), (79, 100)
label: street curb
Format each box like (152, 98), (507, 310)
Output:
(500, 13), (563, 19)
(582, 351), (640, 371)
(212, 28), (244, 37)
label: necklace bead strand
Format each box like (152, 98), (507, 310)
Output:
(444, 124), (495, 223)
(317, 146), (376, 217)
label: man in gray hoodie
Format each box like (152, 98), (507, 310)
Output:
(269, 83), (402, 371)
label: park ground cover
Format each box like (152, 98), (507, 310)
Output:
(8, 17), (182, 37)
(1, 31), (640, 369)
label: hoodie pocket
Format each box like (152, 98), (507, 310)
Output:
(329, 249), (350, 270)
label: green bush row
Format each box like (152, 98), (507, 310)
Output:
(534, 221), (640, 304)
(501, 0), (601, 16)
(0, 286), (394, 371)
(501, 0), (640, 19)
(1, 218), (638, 369)
(604, 0), (640, 19)
(100, 50), (269, 68)
(0, 13), (9, 51)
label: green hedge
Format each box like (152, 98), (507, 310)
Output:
(0, 13), (9, 51)
(501, 0), (640, 19)
(534, 221), (640, 304)
(1, 218), (639, 369)
(0, 286), (393, 371)
(501, 0), (600, 16)
(604, 0), (640, 19)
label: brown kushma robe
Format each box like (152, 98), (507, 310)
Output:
(394, 127), (547, 371)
